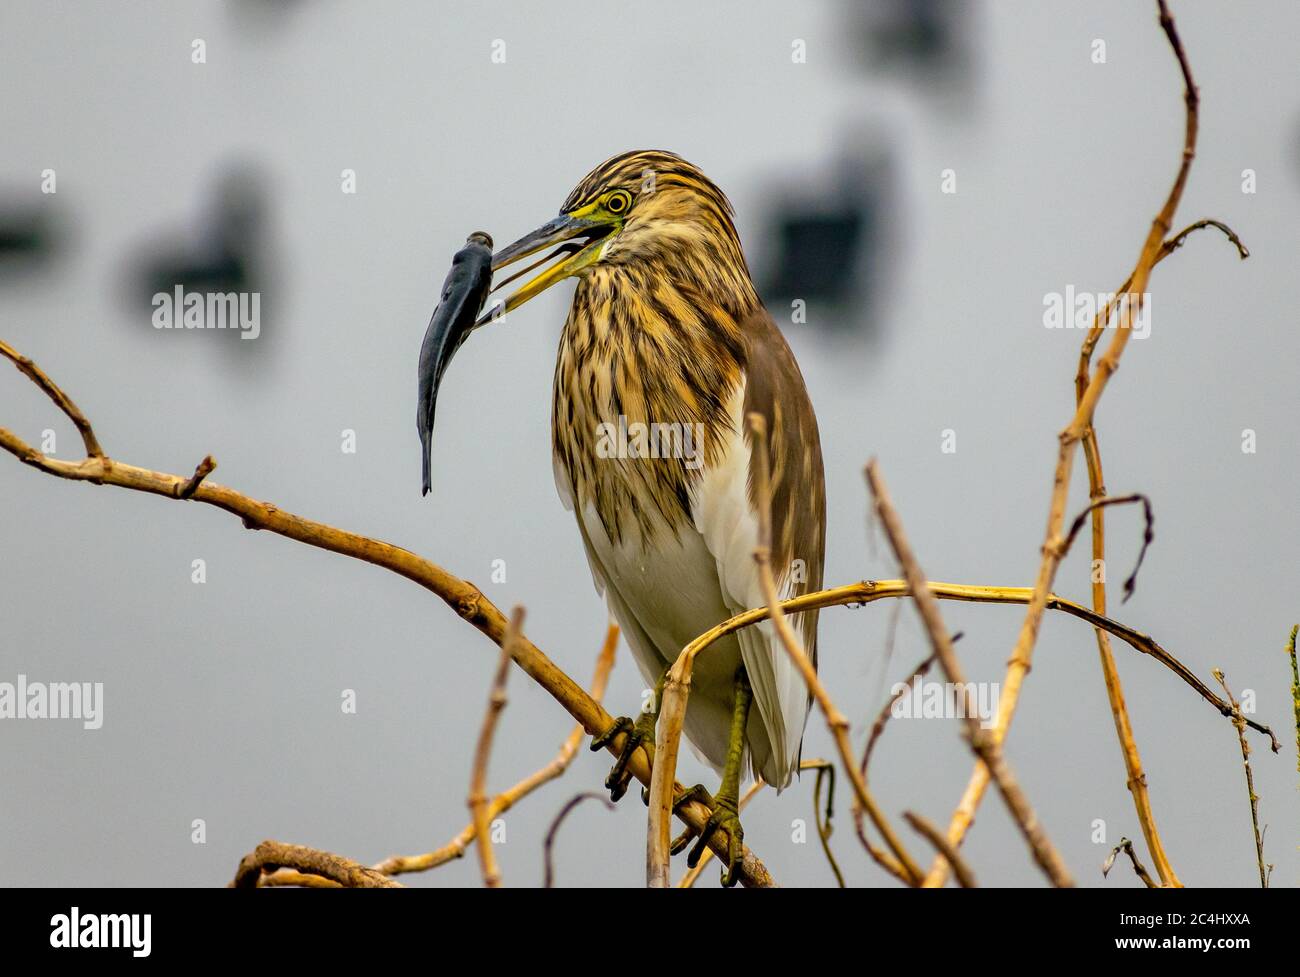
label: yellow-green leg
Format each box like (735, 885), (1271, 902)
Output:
(685, 667), (752, 887)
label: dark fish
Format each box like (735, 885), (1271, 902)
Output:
(417, 231), (494, 495)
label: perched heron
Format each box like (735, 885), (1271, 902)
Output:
(477, 150), (825, 885)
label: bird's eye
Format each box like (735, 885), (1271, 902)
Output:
(606, 190), (632, 215)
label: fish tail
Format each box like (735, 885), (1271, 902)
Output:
(421, 432), (432, 496)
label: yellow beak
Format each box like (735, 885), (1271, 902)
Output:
(474, 214), (613, 327)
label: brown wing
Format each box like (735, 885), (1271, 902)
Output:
(740, 308), (826, 668)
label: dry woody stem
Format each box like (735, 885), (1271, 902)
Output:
(923, 0), (1243, 889)
(867, 460), (1073, 886)
(468, 607), (520, 888)
(373, 623), (618, 877)
(1213, 670), (1269, 888)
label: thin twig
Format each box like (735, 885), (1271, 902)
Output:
(867, 459), (1074, 886)
(807, 759), (847, 888)
(1160, 217), (1249, 261)
(861, 654), (938, 783)
(469, 607), (519, 888)
(854, 653), (936, 881)
(543, 792), (615, 888)
(1, 338), (103, 457)
(1102, 837), (1158, 888)
(1060, 493), (1154, 603)
(904, 812), (977, 888)
(1213, 669), (1268, 888)
(176, 455), (216, 499)
(1074, 320), (1179, 886)
(374, 623), (618, 876)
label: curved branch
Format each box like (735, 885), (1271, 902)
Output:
(543, 792), (615, 888)
(231, 841), (400, 889)
(0, 338), (103, 458)
(1060, 492), (1153, 603)
(904, 812), (977, 888)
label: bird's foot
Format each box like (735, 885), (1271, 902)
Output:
(667, 784), (715, 853)
(684, 784), (745, 887)
(590, 709), (657, 802)
(672, 667), (752, 886)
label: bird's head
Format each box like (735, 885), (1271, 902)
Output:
(477, 150), (755, 325)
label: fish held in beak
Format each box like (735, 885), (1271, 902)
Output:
(417, 231), (494, 496)
(473, 213), (612, 327)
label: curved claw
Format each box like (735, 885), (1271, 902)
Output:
(590, 715), (654, 803)
(686, 799), (744, 887)
(590, 716), (633, 752)
(668, 784), (714, 853)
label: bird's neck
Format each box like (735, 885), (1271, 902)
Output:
(552, 263), (755, 546)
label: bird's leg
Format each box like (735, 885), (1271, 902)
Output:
(686, 667), (752, 887)
(590, 668), (667, 802)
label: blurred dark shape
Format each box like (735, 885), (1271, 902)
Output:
(0, 198), (59, 280)
(758, 149), (896, 339)
(227, 0), (307, 31)
(847, 0), (972, 85)
(764, 211), (863, 308)
(136, 168), (262, 297)
(128, 163), (272, 352)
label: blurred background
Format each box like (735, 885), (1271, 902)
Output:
(1, 0), (1297, 888)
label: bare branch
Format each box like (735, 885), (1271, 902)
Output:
(867, 459), (1074, 887)
(1160, 218), (1248, 261)
(469, 607), (520, 888)
(806, 759), (847, 888)
(231, 841), (400, 889)
(176, 455), (216, 500)
(543, 792), (615, 888)
(375, 623), (618, 877)
(1213, 669), (1268, 888)
(1102, 837), (1158, 888)
(1060, 493), (1154, 603)
(1, 338), (103, 458)
(904, 812), (977, 888)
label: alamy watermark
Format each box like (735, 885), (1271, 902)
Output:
(890, 675), (999, 729)
(152, 285), (261, 339)
(1043, 287), (1151, 340)
(595, 415), (705, 470)
(0, 675), (103, 729)
(50, 908), (150, 957)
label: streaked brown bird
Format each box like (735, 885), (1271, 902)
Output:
(477, 150), (825, 885)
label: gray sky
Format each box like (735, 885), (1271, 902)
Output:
(2, 1), (1297, 887)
